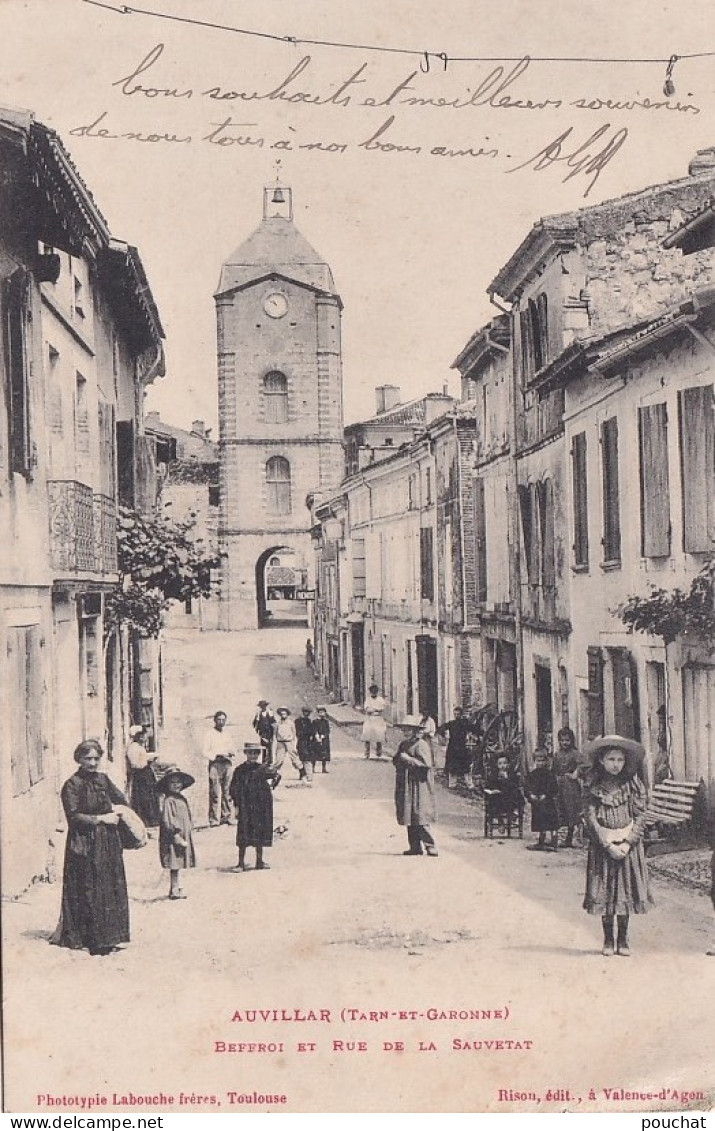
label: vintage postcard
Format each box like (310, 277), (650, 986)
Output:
(0, 0), (713, 1116)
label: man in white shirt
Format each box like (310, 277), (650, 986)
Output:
(271, 707), (307, 782)
(202, 710), (235, 825)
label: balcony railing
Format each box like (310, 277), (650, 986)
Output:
(48, 480), (117, 575)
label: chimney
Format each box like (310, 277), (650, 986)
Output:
(375, 384), (400, 414)
(145, 411), (160, 428)
(688, 147), (715, 176)
(191, 419), (206, 437)
(423, 392), (455, 426)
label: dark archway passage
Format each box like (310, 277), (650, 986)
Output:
(254, 544), (308, 628)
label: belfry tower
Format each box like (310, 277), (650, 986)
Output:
(215, 183), (344, 629)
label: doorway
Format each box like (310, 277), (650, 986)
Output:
(254, 545), (308, 628)
(416, 635), (439, 721)
(534, 662), (553, 749)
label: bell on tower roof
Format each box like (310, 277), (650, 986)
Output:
(216, 162), (338, 297)
(264, 159), (293, 220)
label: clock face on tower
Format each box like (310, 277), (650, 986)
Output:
(263, 292), (289, 319)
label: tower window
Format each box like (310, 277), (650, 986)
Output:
(266, 455), (291, 515)
(263, 371), (288, 424)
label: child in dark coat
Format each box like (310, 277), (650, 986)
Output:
(157, 767), (196, 900)
(295, 707), (314, 783)
(484, 754), (524, 825)
(525, 749), (560, 851)
(311, 705), (331, 774)
(229, 743), (280, 871)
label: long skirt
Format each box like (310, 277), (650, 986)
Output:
(444, 744), (471, 777)
(129, 766), (161, 827)
(362, 716), (387, 743)
(583, 841), (654, 916)
(52, 826), (130, 951)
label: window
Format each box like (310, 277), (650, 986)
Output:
(600, 417), (621, 564)
(443, 519), (454, 611)
(571, 431), (589, 567)
(263, 371), (288, 424)
(408, 472), (418, 510)
(266, 455), (291, 515)
(4, 269), (31, 475)
(116, 419), (135, 508)
(352, 537), (366, 598)
(678, 384), (714, 552)
(518, 483), (539, 587)
(425, 467), (433, 506)
(75, 372), (90, 469)
(7, 625), (45, 795)
(520, 293), (549, 381)
(73, 277), (85, 321)
(638, 403), (671, 557)
(473, 477), (487, 603)
(48, 346), (63, 436)
(420, 526), (434, 601)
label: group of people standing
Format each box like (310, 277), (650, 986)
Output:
(202, 703), (332, 824)
(46, 695), (714, 962)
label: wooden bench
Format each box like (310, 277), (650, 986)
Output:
(645, 779), (702, 841)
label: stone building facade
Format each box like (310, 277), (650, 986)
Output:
(215, 186), (344, 629)
(0, 109), (164, 894)
(311, 156), (715, 811)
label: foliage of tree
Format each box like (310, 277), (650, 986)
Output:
(618, 555), (715, 646)
(105, 506), (220, 638)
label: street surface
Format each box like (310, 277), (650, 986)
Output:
(2, 626), (713, 1114)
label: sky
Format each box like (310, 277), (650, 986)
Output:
(1, 0), (714, 431)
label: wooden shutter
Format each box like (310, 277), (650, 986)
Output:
(98, 399), (116, 499)
(538, 478), (556, 618)
(473, 477), (487, 603)
(519, 309), (534, 382)
(5, 269), (31, 474)
(7, 626), (44, 795)
(26, 626), (44, 784)
(530, 294), (549, 371)
(601, 417), (621, 562)
(679, 385), (714, 552)
(364, 531), (380, 598)
(352, 537), (366, 598)
(571, 431), (589, 567)
(587, 646), (604, 739)
(518, 484), (534, 585)
(638, 403), (671, 557)
(420, 527), (434, 601)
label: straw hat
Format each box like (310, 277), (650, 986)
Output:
(583, 735), (646, 777)
(156, 765), (195, 792)
(400, 715), (424, 729)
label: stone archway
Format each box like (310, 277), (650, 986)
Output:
(254, 544), (308, 628)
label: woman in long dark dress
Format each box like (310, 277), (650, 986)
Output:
(51, 739), (130, 956)
(229, 743), (280, 870)
(125, 725), (161, 829)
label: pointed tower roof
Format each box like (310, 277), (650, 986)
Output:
(216, 185), (337, 297)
